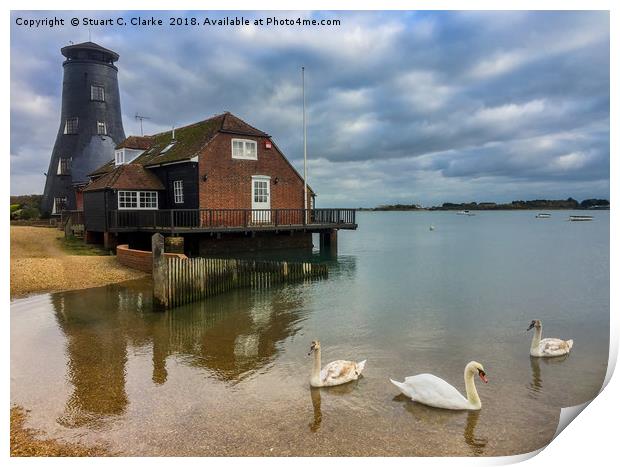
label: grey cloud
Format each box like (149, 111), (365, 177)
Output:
(10, 10), (609, 205)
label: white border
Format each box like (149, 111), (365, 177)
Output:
(4, 1), (617, 466)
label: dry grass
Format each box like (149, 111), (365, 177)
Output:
(10, 226), (147, 298)
(11, 406), (112, 457)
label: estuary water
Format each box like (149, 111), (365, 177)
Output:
(11, 211), (609, 456)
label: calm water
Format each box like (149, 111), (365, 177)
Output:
(11, 211), (609, 456)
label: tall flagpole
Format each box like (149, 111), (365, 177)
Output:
(302, 66), (308, 220)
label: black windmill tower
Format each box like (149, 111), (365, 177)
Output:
(41, 41), (126, 216)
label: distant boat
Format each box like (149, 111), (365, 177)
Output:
(569, 215), (593, 221)
(536, 213), (551, 218)
(457, 210), (475, 216)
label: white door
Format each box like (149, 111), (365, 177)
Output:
(251, 176), (271, 223)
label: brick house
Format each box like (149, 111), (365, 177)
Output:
(82, 112), (355, 255)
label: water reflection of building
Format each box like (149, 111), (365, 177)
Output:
(51, 280), (307, 427)
(53, 288), (130, 428)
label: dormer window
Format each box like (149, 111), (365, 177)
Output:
(115, 149), (125, 165)
(97, 121), (107, 135)
(232, 139), (257, 160)
(64, 117), (78, 134)
(90, 85), (105, 102)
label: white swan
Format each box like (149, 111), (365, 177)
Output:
(308, 341), (366, 387)
(390, 361), (488, 410)
(527, 319), (573, 357)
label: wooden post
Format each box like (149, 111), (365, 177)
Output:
(152, 233), (168, 310)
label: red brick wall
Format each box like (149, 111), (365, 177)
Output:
(116, 244), (187, 273)
(198, 133), (313, 210)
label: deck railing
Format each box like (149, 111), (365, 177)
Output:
(60, 210), (84, 229)
(108, 208), (356, 231)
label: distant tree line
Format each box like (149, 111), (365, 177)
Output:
(360, 198), (609, 211)
(10, 194), (43, 220)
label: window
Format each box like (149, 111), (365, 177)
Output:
(97, 121), (107, 135)
(118, 191), (137, 209)
(90, 85), (105, 101)
(173, 180), (184, 204)
(52, 197), (67, 214)
(161, 142), (176, 154)
(139, 192), (158, 209)
(232, 139), (257, 160)
(115, 150), (125, 165)
(57, 157), (71, 175)
(64, 117), (78, 134)
(254, 180), (269, 203)
(118, 191), (158, 209)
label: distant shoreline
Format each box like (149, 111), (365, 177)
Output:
(357, 198), (609, 212)
(358, 207), (610, 212)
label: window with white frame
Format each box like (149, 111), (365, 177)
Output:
(161, 142), (176, 154)
(97, 121), (107, 135)
(139, 192), (158, 209)
(57, 157), (71, 175)
(118, 191), (137, 209)
(64, 117), (78, 134)
(232, 139), (257, 160)
(173, 180), (184, 204)
(115, 150), (125, 165)
(52, 197), (67, 214)
(253, 179), (269, 203)
(90, 85), (105, 101)
(118, 191), (159, 209)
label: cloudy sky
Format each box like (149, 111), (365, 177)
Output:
(10, 10), (609, 207)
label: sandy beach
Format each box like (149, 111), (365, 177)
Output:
(10, 226), (146, 299)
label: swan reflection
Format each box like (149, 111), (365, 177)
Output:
(463, 410), (487, 456)
(309, 388), (322, 432)
(528, 354), (569, 398)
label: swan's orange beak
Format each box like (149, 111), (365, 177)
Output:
(478, 370), (488, 383)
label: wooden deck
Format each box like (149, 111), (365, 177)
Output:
(104, 208), (357, 234)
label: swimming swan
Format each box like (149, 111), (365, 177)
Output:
(390, 361), (488, 410)
(527, 319), (573, 357)
(308, 341), (366, 387)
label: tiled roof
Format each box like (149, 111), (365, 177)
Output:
(84, 164), (165, 192)
(132, 112), (269, 167)
(116, 136), (154, 150)
(88, 159), (116, 177)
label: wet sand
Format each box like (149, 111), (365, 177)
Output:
(11, 406), (112, 457)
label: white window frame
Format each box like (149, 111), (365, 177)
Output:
(231, 138), (258, 160)
(97, 121), (107, 135)
(117, 191), (159, 210)
(90, 85), (105, 102)
(161, 142), (176, 154)
(64, 117), (78, 134)
(52, 197), (67, 215)
(115, 149), (125, 166)
(173, 180), (184, 204)
(57, 157), (71, 175)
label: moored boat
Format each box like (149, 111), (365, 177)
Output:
(456, 210), (475, 216)
(536, 213), (551, 218)
(569, 215), (593, 221)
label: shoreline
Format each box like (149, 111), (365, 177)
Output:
(10, 406), (113, 457)
(10, 226), (147, 299)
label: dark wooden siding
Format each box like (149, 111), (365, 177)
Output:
(150, 163), (199, 209)
(83, 191), (107, 231)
